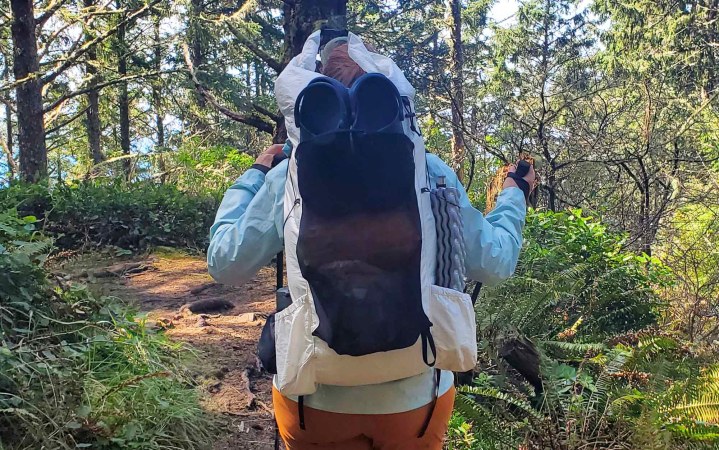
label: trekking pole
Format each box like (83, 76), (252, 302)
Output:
(270, 152), (290, 450)
(272, 153), (291, 313)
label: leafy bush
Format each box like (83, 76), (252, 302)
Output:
(657, 203), (719, 345)
(0, 181), (220, 251)
(0, 209), (212, 449)
(479, 209), (671, 341)
(451, 336), (719, 449)
(447, 210), (717, 449)
(169, 141), (255, 195)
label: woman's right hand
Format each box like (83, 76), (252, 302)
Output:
(503, 162), (536, 192)
(255, 144), (286, 169)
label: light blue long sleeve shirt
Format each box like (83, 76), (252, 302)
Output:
(207, 151), (527, 414)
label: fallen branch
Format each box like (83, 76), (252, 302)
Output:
(92, 261), (154, 278)
(239, 368), (255, 409)
(255, 399), (274, 416)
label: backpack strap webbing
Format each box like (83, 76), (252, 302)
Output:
(276, 252), (284, 291)
(470, 282), (482, 306)
(421, 330), (437, 367)
(274, 417), (281, 450)
(298, 395), (306, 430)
(418, 369), (441, 437)
(273, 252), (284, 448)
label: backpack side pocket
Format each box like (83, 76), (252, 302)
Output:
(258, 314), (278, 374)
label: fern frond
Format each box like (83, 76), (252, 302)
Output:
(594, 304), (647, 325)
(542, 340), (606, 354)
(585, 348), (629, 413)
(659, 365), (719, 440)
(637, 335), (678, 352)
(666, 398), (719, 423)
(458, 385), (543, 420)
(11, 239), (53, 260)
(557, 263), (591, 284)
(454, 391), (497, 424)
(609, 392), (645, 412)
(667, 420), (719, 442)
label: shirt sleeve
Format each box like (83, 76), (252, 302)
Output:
(426, 154), (526, 286)
(207, 162), (287, 286)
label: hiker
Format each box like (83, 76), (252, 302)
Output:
(207, 33), (534, 450)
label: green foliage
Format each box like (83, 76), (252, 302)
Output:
(479, 209), (671, 341)
(657, 202), (719, 345)
(449, 374), (527, 450)
(448, 209), (717, 449)
(451, 338), (719, 449)
(445, 413), (481, 450)
(0, 209), (212, 449)
(0, 181), (219, 251)
(169, 140), (255, 195)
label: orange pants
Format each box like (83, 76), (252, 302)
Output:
(273, 387), (455, 449)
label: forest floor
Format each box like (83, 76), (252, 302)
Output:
(57, 249), (280, 450)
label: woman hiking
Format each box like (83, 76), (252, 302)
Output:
(207, 34), (534, 450)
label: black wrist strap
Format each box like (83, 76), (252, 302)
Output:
(251, 163), (270, 174)
(507, 172), (530, 201)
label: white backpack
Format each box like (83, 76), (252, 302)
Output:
(272, 31), (477, 396)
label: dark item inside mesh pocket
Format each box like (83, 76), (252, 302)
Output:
(296, 131), (431, 357)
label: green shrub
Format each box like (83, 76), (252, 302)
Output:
(478, 209), (671, 341)
(169, 141), (255, 195)
(0, 209), (212, 449)
(0, 181), (219, 251)
(448, 210), (717, 450)
(451, 337), (719, 449)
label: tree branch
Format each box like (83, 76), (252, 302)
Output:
(45, 105), (89, 135)
(43, 70), (169, 114)
(39, 0), (160, 86)
(0, 96), (15, 113)
(182, 44), (274, 134)
(36, 0), (70, 31)
(0, 130), (18, 176)
(226, 22), (284, 73)
(253, 104), (281, 122)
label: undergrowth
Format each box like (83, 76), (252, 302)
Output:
(0, 181), (219, 252)
(0, 208), (212, 449)
(447, 210), (719, 449)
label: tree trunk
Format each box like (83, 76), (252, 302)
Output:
(2, 63), (16, 180)
(4, 100), (11, 162)
(282, 0), (348, 66)
(10, 0), (47, 183)
(153, 13), (166, 182)
(84, 0), (103, 165)
(447, 0), (466, 184)
(190, 0), (205, 108)
(275, 0), (347, 142)
(116, 2), (131, 178)
(188, 0), (210, 134)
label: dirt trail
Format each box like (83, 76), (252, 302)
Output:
(68, 251), (280, 449)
